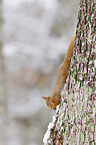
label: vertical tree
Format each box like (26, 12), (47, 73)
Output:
(43, 0), (96, 144)
(0, 0), (7, 144)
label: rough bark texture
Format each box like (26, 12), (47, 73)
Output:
(43, 0), (96, 144)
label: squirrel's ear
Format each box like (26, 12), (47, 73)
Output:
(42, 96), (47, 100)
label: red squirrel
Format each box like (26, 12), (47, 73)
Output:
(43, 34), (75, 110)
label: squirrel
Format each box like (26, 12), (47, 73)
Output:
(42, 34), (75, 110)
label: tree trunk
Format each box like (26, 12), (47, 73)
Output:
(43, 0), (96, 144)
(0, 0), (7, 144)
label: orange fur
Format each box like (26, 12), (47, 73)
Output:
(43, 34), (75, 110)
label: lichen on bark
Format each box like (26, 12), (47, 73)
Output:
(43, 0), (96, 144)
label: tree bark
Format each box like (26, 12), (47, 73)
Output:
(43, 0), (96, 144)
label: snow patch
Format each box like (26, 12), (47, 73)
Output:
(43, 116), (56, 144)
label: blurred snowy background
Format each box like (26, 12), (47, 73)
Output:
(0, 0), (79, 145)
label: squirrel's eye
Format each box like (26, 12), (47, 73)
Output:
(47, 103), (49, 106)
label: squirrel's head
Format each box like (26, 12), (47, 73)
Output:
(42, 96), (53, 109)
